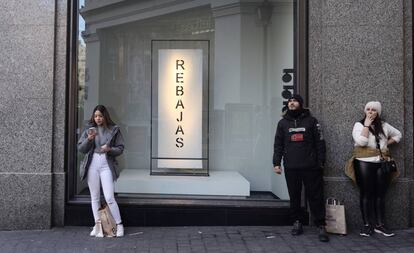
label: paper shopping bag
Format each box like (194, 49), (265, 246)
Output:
(325, 198), (347, 235)
(98, 203), (117, 237)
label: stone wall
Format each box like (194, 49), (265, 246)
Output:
(0, 0), (66, 230)
(308, 0), (413, 229)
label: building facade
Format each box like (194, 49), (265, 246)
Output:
(0, 0), (412, 230)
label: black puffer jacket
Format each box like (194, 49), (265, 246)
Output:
(273, 109), (326, 170)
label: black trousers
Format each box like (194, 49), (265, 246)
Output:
(354, 160), (391, 226)
(284, 169), (326, 226)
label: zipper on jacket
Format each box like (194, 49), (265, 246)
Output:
(294, 119), (297, 127)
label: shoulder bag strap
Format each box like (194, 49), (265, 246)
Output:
(375, 135), (385, 161)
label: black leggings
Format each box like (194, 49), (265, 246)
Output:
(354, 160), (391, 226)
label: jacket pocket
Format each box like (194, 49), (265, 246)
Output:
(284, 144), (316, 169)
(79, 158), (86, 180)
(79, 152), (91, 180)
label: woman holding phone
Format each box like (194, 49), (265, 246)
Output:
(77, 105), (125, 237)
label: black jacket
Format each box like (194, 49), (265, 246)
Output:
(273, 109), (326, 170)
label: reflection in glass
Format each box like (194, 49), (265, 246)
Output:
(75, 0), (294, 200)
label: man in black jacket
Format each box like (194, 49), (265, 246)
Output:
(273, 94), (329, 242)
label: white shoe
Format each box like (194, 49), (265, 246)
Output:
(90, 223), (98, 236)
(90, 222), (104, 237)
(116, 224), (124, 237)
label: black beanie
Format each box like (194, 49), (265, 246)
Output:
(288, 94), (304, 108)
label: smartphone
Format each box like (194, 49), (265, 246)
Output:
(87, 127), (97, 135)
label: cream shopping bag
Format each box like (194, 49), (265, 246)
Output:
(98, 203), (117, 237)
(325, 198), (347, 235)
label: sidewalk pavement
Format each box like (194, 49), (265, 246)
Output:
(1, 226), (414, 253)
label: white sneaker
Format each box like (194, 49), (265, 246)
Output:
(90, 222), (104, 237)
(116, 224), (124, 237)
(90, 223), (98, 236)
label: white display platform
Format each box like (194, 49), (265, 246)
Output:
(115, 169), (250, 196)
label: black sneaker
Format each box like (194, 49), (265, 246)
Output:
(374, 225), (395, 237)
(318, 226), (329, 242)
(291, 220), (303, 235)
(359, 224), (373, 237)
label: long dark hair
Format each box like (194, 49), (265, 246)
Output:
(359, 115), (385, 138)
(89, 105), (116, 127)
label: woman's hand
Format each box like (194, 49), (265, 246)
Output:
(364, 114), (375, 127)
(101, 144), (111, 153)
(387, 138), (396, 146)
(87, 132), (96, 140)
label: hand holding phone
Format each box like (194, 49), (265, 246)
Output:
(87, 127), (97, 140)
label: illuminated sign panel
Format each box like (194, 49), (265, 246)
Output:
(157, 49), (203, 168)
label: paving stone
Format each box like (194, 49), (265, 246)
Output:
(1, 226), (414, 252)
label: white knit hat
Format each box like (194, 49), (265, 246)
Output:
(364, 101), (382, 116)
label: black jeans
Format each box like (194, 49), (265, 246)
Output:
(354, 159), (391, 226)
(284, 169), (326, 226)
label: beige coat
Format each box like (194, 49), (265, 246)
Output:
(345, 146), (399, 183)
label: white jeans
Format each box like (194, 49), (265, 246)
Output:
(87, 153), (122, 224)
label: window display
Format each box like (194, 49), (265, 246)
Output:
(75, 0), (295, 200)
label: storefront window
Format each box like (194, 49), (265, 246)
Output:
(74, 0), (295, 200)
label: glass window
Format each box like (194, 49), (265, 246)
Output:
(74, 0), (296, 200)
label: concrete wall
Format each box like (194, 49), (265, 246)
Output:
(0, 0), (66, 229)
(308, 0), (413, 229)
